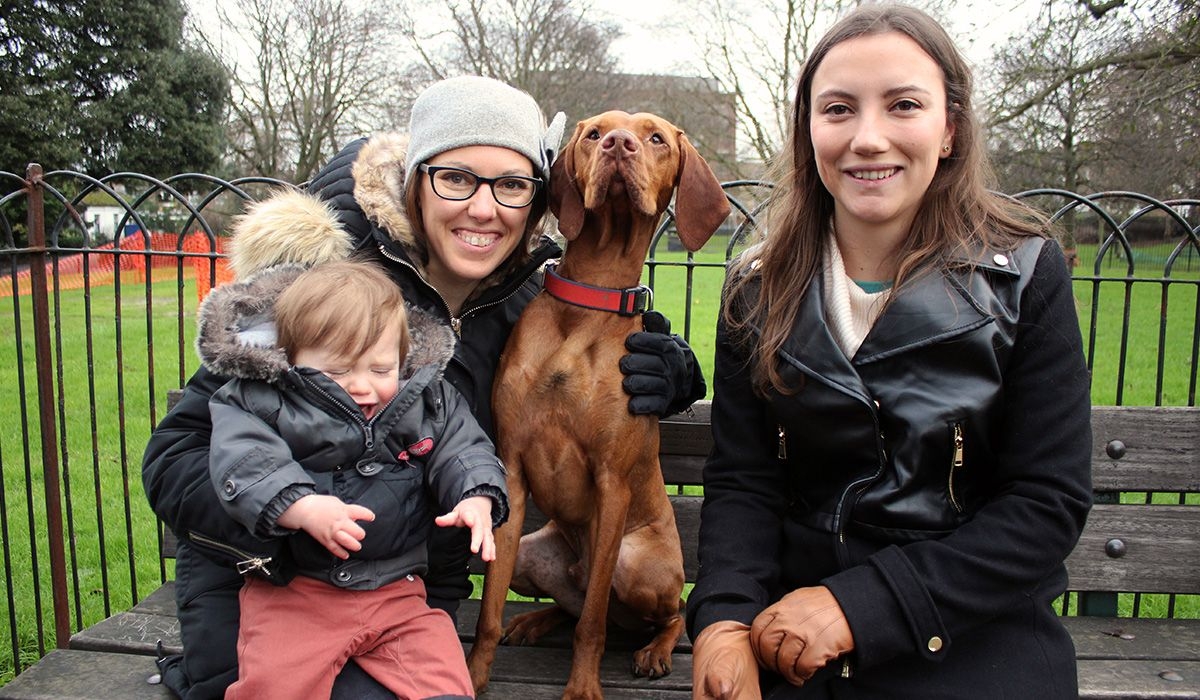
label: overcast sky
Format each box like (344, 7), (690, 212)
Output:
(579, 0), (1038, 76)
(188, 0), (1040, 78)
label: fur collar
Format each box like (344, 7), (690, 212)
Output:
(196, 264), (455, 384)
(351, 132), (416, 250)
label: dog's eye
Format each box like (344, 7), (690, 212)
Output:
(649, 133), (665, 145)
(586, 128), (601, 140)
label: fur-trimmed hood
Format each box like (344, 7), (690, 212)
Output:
(226, 134), (416, 280)
(196, 263), (455, 384)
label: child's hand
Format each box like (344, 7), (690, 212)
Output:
(277, 494), (375, 560)
(434, 495), (496, 562)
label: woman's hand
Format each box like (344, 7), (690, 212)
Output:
(277, 494), (375, 560)
(435, 495), (496, 562)
(692, 620), (762, 700)
(749, 586), (854, 686)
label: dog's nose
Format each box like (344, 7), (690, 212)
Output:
(601, 130), (639, 158)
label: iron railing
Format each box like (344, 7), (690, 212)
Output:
(0, 166), (1197, 682)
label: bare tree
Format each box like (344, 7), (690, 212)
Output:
(193, 0), (417, 181)
(986, 0), (1199, 197)
(399, 0), (627, 125)
(679, 0), (831, 174)
(987, 8), (1108, 194)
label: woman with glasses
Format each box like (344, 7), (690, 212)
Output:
(142, 75), (707, 700)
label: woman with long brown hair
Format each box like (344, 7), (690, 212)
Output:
(688, 5), (1092, 698)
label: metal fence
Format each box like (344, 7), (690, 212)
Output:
(0, 165), (1197, 682)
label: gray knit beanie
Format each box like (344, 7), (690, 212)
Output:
(405, 76), (567, 187)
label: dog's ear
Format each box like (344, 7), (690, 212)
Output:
(549, 122), (586, 241)
(673, 134), (731, 252)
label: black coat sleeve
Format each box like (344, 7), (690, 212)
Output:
(141, 366), (282, 561)
(305, 137), (372, 246)
(686, 286), (791, 639)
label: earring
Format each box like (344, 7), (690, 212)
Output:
(942, 145), (951, 152)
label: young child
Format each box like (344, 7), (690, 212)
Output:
(196, 259), (505, 700)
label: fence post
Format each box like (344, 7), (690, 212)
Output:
(25, 163), (72, 648)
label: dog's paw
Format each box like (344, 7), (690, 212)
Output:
(632, 646), (673, 679)
(501, 606), (571, 646)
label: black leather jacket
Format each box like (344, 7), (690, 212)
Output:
(688, 237), (1093, 697)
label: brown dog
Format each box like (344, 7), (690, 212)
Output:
(466, 112), (730, 699)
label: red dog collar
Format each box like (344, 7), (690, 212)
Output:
(543, 264), (651, 316)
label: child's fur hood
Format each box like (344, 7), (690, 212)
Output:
(227, 133), (415, 279)
(196, 263), (455, 384)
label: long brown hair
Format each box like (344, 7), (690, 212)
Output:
(726, 3), (1046, 395)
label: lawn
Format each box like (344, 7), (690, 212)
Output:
(1, 242), (1196, 682)
(0, 269), (200, 681)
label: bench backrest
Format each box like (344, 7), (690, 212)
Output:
(164, 391), (1200, 602)
(653, 403), (1200, 598)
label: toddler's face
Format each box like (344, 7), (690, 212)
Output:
(293, 324), (402, 419)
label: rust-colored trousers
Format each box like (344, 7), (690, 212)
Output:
(226, 574), (472, 700)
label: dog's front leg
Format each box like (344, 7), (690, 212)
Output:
(563, 477), (631, 700)
(466, 462), (528, 693)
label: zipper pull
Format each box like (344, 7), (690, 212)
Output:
(841, 656), (853, 678)
(236, 556), (274, 577)
(450, 316), (462, 336)
(948, 422), (965, 513)
(777, 424), (787, 459)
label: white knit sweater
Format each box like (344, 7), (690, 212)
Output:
(823, 236), (892, 358)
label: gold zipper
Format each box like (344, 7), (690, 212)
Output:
(948, 422), (964, 512)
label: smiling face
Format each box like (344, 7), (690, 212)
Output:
(293, 321), (402, 420)
(417, 145), (536, 310)
(809, 31), (955, 243)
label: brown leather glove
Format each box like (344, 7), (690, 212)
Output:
(749, 586), (854, 686)
(692, 620), (763, 700)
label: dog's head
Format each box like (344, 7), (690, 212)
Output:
(549, 111), (730, 252)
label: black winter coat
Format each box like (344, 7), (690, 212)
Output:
(687, 237), (1093, 698)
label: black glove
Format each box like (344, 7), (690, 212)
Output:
(621, 310), (706, 417)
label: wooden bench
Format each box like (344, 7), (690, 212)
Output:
(3, 401), (1198, 699)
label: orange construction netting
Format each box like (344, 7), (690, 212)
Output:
(1, 232), (233, 303)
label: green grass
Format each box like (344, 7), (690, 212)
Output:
(1, 245), (1197, 683)
(1, 270), (200, 683)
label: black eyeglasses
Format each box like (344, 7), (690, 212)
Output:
(418, 164), (542, 208)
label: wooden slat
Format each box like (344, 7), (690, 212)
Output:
(1065, 616), (1200, 662)
(1091, 406), (1200, 493)
(1066, 504), (1200, 594)
(466, 643), (693, 695)
(480, 680), (690, 699)
(7, 649), (1196, 700)
(0, 649), (171, 700)
(68, 612), (180, 657)
(1077, 659), (1200, 699)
